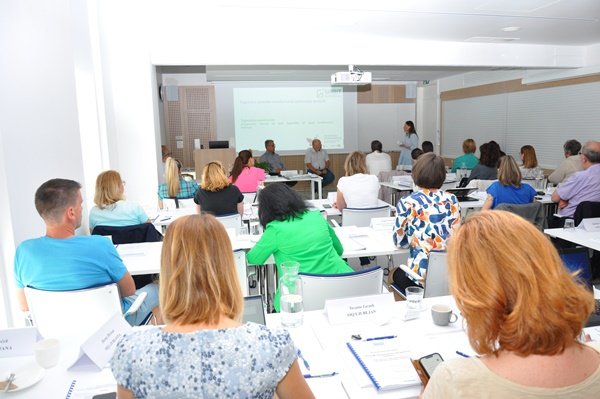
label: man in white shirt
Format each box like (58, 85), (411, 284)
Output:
(365, 140), (392, 178)
(305, 138), (335, 188)
(548, 139), (584, 185)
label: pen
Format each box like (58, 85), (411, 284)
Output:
(297, 349), (310, 371)
(303, 372), (337, 379)
(456, 351), (470, 358)
(366, 335), (397, 341)
(159, 217), (172, 222)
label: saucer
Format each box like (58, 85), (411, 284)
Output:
(2, 363), (45, 393)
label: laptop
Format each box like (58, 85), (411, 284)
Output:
(242, 295), (266, 325)
(445, 187), (478, 202)
(558, 248), (600, 327)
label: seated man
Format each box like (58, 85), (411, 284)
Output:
(551, 141), (600, 219)
(305, 138), (335, 188)
(14, 178), (159, 325)
(365, 140), (392, 178)
(548, 139), (584, 185)
(260, 139), (296, 186)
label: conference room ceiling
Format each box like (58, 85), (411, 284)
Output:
(160, 1), (600, 83)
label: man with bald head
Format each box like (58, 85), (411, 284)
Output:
(305, 138), (335, 190)
(551, 141), (600, 218)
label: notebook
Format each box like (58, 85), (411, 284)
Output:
(242, 295), (266, 325)
(346, 337), (420, 391)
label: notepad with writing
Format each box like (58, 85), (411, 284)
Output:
(346, 338), (420, 391)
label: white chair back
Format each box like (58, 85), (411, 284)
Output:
(299, 266), (384, 311)
(423, 252), (450, 298)
(342, 205), (391, 227)
(469, 179), (495, 192)
(162, 198), (195, 210)
(242, 192), (257, 204)
(216, 213), (242, 230)
(25, 284), (122, 339)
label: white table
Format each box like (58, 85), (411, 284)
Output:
(265, 173), (323, 199)
(544, 227), (600, 251)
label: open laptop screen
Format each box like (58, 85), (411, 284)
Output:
(242, 295), (266, 325)
(558, 247), (592, 289)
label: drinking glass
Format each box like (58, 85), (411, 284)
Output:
(405, 286), (424, 310)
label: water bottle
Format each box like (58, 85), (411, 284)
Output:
(279, 261), (304, 327)
(535, 169), (544, 190)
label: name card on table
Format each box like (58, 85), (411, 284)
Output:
(579, 218), (600, 232)
(325, 293), (395, 326)
(69, 313), (131, 371)
(0, 327), (40, 357)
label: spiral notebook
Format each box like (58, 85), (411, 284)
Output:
(346, 338), (420, 391)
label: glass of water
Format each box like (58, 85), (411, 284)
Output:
(279, 261), (304, 327)
(563, 219), (575, 230)
(405, 286), (425, 310)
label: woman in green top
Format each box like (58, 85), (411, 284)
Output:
(450, 138), (479, 172)
(246, 184), (352, 311)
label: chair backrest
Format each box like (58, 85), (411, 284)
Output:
(162, 198), (195, 210)
(216, 213), (242, 230)
(25, 284), (122, 339)
(469, 179), (495, 192)
(495, 202), (545, 230)
(242, 192), (257, 204)
(423, 252), (450, 298)
(92, 223), (162, 244)
(299, 266), (383, 311)
(574, 201), (600, 226)
(342, 206), (391, 228)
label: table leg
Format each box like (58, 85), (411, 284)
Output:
(310, 180), (315, 200)
(318, 179), (322, 200)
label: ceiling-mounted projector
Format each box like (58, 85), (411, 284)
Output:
(331, 65), (372, 85)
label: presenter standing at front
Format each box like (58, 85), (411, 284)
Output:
(305, 138), (335, 189)
(398, 121), (419, 168)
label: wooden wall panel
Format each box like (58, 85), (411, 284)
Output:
(358, 85), (416, 104)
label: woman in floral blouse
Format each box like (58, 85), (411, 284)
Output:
(391, 153), (462, 292)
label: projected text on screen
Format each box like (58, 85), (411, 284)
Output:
(233, 87), (344, 151)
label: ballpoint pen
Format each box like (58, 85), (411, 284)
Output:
(303, 372), (338, 379)
(366, 335), (397, 341)
(297, 349), (310, 371)
(455, 351), (470, 358)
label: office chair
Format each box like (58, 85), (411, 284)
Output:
(216, 213), (243, 230)
(24, 284), (147, 339)
(495, 202), (545, 230)
(162, 198), (196, 210)
(389, 252), (449, 300)
(341, 205), (391, 227)
(299, 266), (384, 311)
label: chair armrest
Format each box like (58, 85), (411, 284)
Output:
(124, 292), (148, 317)
(398, 264), (424, 282)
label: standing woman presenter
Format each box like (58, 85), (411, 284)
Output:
(398, 121), (419, 167)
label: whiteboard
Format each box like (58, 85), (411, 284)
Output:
(441, 81), (600, 168)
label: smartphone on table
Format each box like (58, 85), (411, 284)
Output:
(419, 352), (444, 379)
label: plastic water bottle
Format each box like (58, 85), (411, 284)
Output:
(535, 169), (544, 190)
(459, 162), (467, 179)
(279, 261), (304, 327)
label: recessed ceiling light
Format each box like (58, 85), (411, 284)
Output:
(501, 26), (521, 32)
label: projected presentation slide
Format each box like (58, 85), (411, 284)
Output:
(233, 87), (344, 151)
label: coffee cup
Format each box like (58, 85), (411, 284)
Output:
(34, 338), (60, 368)
(431, 304), (458, 326)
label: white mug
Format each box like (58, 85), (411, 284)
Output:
(34, 338), (60, 368)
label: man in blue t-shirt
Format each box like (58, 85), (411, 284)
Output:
(14, 178), (159, 325)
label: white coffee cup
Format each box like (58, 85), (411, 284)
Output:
(431, 304), (458, 326)
(33, 338), (60, 368)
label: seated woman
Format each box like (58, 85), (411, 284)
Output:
(230, 149), (266, 193)
(482, 155), (536, 210)
(424, 211), (600, 398)
(334, 151), (379, 210)
(194, 161), (244, 216)
(391, 153), (461, 292)
(157, 157), (199, 209)
(519, 144), (543, 180)
(467, 142), (501, 183)
(89, 170), (149, 231)
(111, 214), (314, 399)
(247, 184), (353, 311)
(450, 138), (478, 172)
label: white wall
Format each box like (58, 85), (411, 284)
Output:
(416, 84), (439, 153)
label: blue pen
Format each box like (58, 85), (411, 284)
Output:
(297, 349), (310, 371)
(303, 372), (337, 379)
(456, 351), (470, 358)
(366, 335), (397, 341)
(159, 217), (172, 222)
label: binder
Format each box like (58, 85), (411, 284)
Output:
(65, 380), (77, 399)
(346, 338), (420, 391)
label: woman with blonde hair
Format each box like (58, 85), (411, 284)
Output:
(230, 149), (266, 193)
(520, 144), (543, 179)
(424, 211), (600, 398)
(157, 157), (199, 208)
(450, 138), (478, 172)
(111, 214), (314, 399)
(89, 170), (149, 230)
(194, 161), (244, 216)
(334, 151), (380, 211)
(482, 155), (536, 210)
